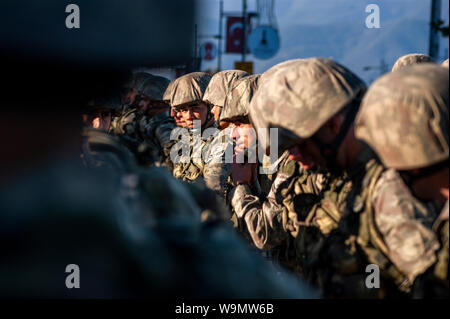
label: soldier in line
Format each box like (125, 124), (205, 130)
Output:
(391, 53), (435, 72)
(215, 75), (262, 199)
(81, 96), (138, 179)
(229, 59), (350, 275)
(136, 76), (177, 167)
(355, 64), (449, 298)
(230, 57), (442, 298)
(110, 71), (151, 134)
(111, 72), (172, 166)
(203, 70), (249, 128)
(163, 72), (231, 197)
(266, 58), (438, 298)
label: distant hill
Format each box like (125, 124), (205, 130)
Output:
(198, 0), (449, 84)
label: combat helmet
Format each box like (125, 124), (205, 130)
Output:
(124, 71), (153, 91)
(355, 64), (449, 170)
(259, 58), (305, 86)
(137, 73), (171, 107)
(203, 70), (249, 108)
(83, 95), (123, 117)
(220, 74), (260, 123)
(249, 58), (366, 153)
(164, 72), (212, 110)
(392, 53), (435, 72)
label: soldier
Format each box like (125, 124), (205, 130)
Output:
(81, 96), (138, 182)
(112, 72), (170, 142)
(391, 53), (435, 72)
(245, 57), (439, 298)
(164, 72), (231, 197)
(230, 59), (348, 273)
(110, 71), (151, 133)
(355, 64), (449, 298)
(111, 73), (172, 166)
(136, 75), (175, 167)
(164, 79), (188, 129)
(82, 96), (122, 132)
(203, 70), (249, 127)
(215, 75), (262, 196)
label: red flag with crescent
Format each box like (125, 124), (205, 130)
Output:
(226, 16), (251, 53)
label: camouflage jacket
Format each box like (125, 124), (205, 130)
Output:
(81, 127), (137, 179)
(141, 110), (176, 167)
(229, 156), (329, 270)
(309, 149), (439, 298)
(412, 200), (449, 298)
(110, 107), (146, 141)
(167, 128), (231, 198)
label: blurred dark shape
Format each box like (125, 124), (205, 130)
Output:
(0, 0), (195, 113)
(0, 0), (194, 68)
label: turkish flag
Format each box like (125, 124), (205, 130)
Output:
(226, 16), (251, 54)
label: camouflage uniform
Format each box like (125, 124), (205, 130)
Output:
(356, 64), (449, 297)
(81, 96), (137, 179)
(112, 73), (172, 166)
(391, 53), (435, 72)
(110, 71), (151, 135)
(81, 127), (137, 177)
(248, 58), (440, 297)
(164, 72), (232, 197)
(230, 60), (349, 272)
(111, 73), (169, 140)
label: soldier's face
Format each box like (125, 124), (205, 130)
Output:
(122, 89), (139, 106)
(171, 108), (187, 127)
(83, 110), (112, 131)
(180, 103), (208, 129)
(137, 96), (150, 113)
(288, 140), (324, 170)
(231, 122), (256, 155)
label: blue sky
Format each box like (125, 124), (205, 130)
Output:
(196, 0), (449, 84)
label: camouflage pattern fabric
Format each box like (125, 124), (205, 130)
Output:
(356, 64), (449, 170)
(167, 129), (231, 198)
(81, 127), (137, 178)
(220, 74), (261, 122)
(165, 72), (212, 110)
(309, 149), (440, 298)
(229, 157), (329, 269)
(124, 71), (152, 91)
(203, 70), (249, 107)
(413, 200), (449, 298)
(391, 53), (435, 72)
(259, 58), (305, 86)
(138, 74), (170, 102)
(142, 110), (177, 167)
(249, 58), (366, 152)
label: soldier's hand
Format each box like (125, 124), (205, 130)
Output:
(231, 156), (257, 186)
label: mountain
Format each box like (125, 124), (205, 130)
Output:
(198, 0), (449, 84)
